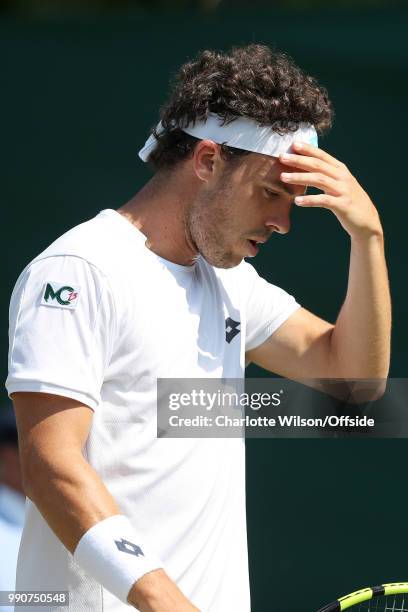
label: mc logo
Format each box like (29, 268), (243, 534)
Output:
(43, 283), (79, 306)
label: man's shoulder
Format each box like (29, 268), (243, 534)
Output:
(29, 209), (144, 279)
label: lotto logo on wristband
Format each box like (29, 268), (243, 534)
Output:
(115, 538), (145, 557)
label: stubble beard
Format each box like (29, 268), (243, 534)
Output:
(187, 186), (241, 269)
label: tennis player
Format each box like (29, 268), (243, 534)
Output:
(6, 45), (391, 611)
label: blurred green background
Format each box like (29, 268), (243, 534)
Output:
(1, 3), (407, 610)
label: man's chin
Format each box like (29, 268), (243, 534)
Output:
(201, 249), (243, 269)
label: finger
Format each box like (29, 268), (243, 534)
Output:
(294, 193), (343, 211)
(279, 152), (341, 180)
(292, 141), (344, 168)
(281, 171), (341, 195)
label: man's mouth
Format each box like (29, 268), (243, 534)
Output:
(246, 234), (272, 256)
(247, 239), (260, 256)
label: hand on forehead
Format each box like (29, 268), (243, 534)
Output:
(231, 151), (306, 197)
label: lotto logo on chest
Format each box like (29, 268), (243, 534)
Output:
(225, 317), (241, 343)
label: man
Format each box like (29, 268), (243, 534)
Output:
(0, 401), (25, 612)
(6, 44), (390, 611)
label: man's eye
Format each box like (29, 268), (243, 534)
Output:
(264, 188), (279, 198)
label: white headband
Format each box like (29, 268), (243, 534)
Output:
(138, 112), (318, 162)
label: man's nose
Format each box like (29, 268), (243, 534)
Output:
(265, 209), (291, 234)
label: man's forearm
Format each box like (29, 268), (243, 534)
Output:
(14, 393), (197, 611)
(23, 451), (197, 611)
(23, 447), (120, 553)
(329, 231), (391, 379)
(279, 143), (392, 382)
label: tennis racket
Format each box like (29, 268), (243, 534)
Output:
(317, 582), (408, 611)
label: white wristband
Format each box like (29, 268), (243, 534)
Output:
(73, 514), (163, 604)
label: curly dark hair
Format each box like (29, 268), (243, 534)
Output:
(147, 44), (333, 170)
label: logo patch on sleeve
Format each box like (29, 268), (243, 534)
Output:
(41, 282), (81, 309)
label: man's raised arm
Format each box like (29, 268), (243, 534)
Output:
(247, 142), (391, 386)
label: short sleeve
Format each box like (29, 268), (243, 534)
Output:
(242, 262), (300, 351)
(6, 256), (116, 410)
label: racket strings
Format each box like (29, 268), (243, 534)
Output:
(356, 596), (408, 611)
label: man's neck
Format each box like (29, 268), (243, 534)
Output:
(118, 171), (199, 266)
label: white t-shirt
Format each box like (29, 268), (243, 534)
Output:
(6, 209), (300, 611)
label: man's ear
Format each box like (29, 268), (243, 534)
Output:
(193, 140), (222, 183)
